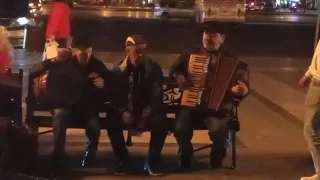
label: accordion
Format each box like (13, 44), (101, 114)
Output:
(181, 54), (247, 111)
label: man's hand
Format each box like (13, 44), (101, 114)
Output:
(93, 77), (104, 89)
(299, 75), (312, 87)
(89, 72), (99, 79)
(176, 75), (188, 89)
(231, 81), (248, 96)
(122, 111), (134, 125)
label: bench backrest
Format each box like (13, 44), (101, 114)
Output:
(25, 74), (182, 128)
(0, 69), (23, 124)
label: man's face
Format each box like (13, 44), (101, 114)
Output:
(126, 46), (138, 57)
(202, 31), (225, 51)
(126, 45), (140, 64)
(72, 48), (92, 66)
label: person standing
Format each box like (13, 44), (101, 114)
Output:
(0, 26), (12, 73)
(46, 0), (71, 48)
(299, 40), (320, 180)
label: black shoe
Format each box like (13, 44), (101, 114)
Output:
(209, 159), (223, 169)
(50, 165), (67, 179)
(113, 161), (131, 175)
(51, 152), (67, 178)
(144, 162), (163, 176)
(81, 150), (96, 167)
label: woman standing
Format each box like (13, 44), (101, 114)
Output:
(46, 0), (71, 48)
(0, 26), (12, 73)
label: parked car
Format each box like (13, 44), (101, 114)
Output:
(154, 0), (202, 23)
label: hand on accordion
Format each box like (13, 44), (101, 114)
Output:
(231, 81), (248, 96)
(176, 75), (191, 89)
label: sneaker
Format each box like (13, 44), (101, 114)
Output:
(113, 161), (131, 175)
(301, 174), (320, 180)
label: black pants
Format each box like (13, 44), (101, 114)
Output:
(174, 108), (230, 161)
(105, 111), (169, 164)
(51, 108), (101, 157)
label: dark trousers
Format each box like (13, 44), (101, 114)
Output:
(51, 108), (101, 157)
(174, 108), (230, 161)
(106, 112), (169, 164)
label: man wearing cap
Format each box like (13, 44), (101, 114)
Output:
(30, 36), (112, 176)
(169, 23), (249, 169)
(70, 36), (114, 168)
(106, 35), (168, 176)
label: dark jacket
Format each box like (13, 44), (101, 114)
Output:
(30, 55), (111, 116)
(169, 46), (250, 114)
(111, 56), (164, 117)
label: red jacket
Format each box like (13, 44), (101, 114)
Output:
(46, 2), (70, 39)
(0, 51), (11, 73)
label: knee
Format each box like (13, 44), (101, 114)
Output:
(52, 108), (68, 128)
(206, 119), (228, 142)
(208, 129), (227, 143)
(151, 114), (168, 132)
(88, 124), (101, 137)
(174, 119), (192, 140)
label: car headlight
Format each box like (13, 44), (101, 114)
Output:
(10, 17), (37, 27)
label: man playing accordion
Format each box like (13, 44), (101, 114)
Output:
(169, 23), (249, 169)
(107, 35), (168, 176)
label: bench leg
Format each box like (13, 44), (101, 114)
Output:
(126, 131), (133, 146)
(231, 129), (236, 169)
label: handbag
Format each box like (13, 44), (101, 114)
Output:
(42, 39), (59, 61)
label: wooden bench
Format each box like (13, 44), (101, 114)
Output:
(25, 72), (240, 169)
(0, 69), (24, 124)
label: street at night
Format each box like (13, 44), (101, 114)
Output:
(5, 17), (317, 179)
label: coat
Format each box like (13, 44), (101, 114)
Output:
(111, 55), (165, 117)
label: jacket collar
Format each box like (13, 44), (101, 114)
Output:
(118, 55), (154, 77)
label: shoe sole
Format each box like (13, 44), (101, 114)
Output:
(113, 172), (127, 175)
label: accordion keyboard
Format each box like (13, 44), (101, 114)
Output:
(181, 54), (209, 107)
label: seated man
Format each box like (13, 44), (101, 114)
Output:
(170, 23), (249, 169)
(30, 36), (112, 176)
(107, 35), (168, 176)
